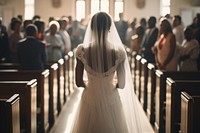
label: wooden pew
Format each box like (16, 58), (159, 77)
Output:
(0, 69), (49, 133)
(125, 47), (134, 69)
(64, 55), (70, 97)
(57, 59), (65, 113)
(58, 57), (68, 104)
(130, 51), (137, 78)
(146, 63), (156, 126)
(68, 51), (75, 92)
(0, 61), (63, 130)
(154, 70), (200, 133)
(0, 94), (20, 133)
(166, 78), (200, 133)
(0, 63), (20, 69)
(134, 54), (142, 98)
(42, 59), (65, 119)
(45, 63), (59, 127)
(0, 61), (61, 130)
(0, 80), (37, 133)
(181, 92), (200, 133)
(140, 58), (148, 112)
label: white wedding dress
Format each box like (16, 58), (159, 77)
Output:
(71, 44), (128, 133)
(70, 44), (154, 133)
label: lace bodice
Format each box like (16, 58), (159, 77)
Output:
(75, 44), (126, 77)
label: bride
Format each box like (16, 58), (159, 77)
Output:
(71, 12), (154, 133)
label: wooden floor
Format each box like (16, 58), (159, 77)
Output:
(49, 87), (84, 133)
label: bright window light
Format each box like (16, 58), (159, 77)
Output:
(91, 0), (109, 16)
(91, 0), (99, 16)
(100, 0), (109, 13)
(115, 1), (123, 21)
(76, 0), (85, 21)
(160, 0), (170, 16)
(25, 0), (35, 20)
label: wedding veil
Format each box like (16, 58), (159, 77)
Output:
(80, 12), (153, 133)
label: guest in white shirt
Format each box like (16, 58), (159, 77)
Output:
(58, 17), (71, 56)
(45, 20), (64, 62)
(172, 15), (184, 45)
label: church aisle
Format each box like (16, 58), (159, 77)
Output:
(49, 86), (155, 133)
(49, 87), (84, 133)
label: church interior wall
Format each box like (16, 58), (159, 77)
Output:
(0, 0), (200, 28)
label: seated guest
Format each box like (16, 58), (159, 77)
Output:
(17, 24), (47, 70)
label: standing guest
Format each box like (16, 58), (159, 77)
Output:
(32, 15), (41, 23)
(152, 18), (177, 71)
(125, 21), (136, 48)
(0, 18), (10, 62)
(164, 14), (173, 25)
(115, 13), (128, 45)
(67, 20), (85, 50)
(141, 16), (159, 63)
(140, 17), (147, 31)
(22, 20), (32, 35)
(17, 24), (47, 70)
(130, 25), (145, 53)
(188, 16), (197, 30)
(58, 17), (71, 55)
(172, 15), (184, 45)
(34, 20), (47, 45)
(177, 27), (199, 71)
(44, 17), (55, 34)
(9, 19), (23, 63)
(193, 13), (200, 70)
(7, 17), (18, 36)
(67, 15), (73, 29)
(45, 20), (64, 62)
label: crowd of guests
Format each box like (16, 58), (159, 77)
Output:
(0, 15), (86, 70)
(115, 13), (200, 72)
(0, 13), (200, 72)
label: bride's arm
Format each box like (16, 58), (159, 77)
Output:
(116, 61), (126, 89)
(75, 58), (85, 87)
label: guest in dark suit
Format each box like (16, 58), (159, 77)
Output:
(115, 13), (128, 45)
(141, 16), (158, 63)
(0, 19), (10, 62)
(193, 13), (200, 70)
(17, 24), (47, 70)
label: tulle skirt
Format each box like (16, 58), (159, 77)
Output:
(71, 88), (129, 133)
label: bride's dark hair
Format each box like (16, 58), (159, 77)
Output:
(91, 12), (111, 44)
(91, 12), (111, 32)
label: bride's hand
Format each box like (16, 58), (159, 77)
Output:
(116, 83), (124, 89)
(116, 83), (119, 88)
(151, 46), (157, 54)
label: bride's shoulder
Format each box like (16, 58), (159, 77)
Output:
(118, 48), (126, 55)
(116, 48), (126, 62)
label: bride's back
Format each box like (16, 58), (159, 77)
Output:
(83, 43), (118, 73)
